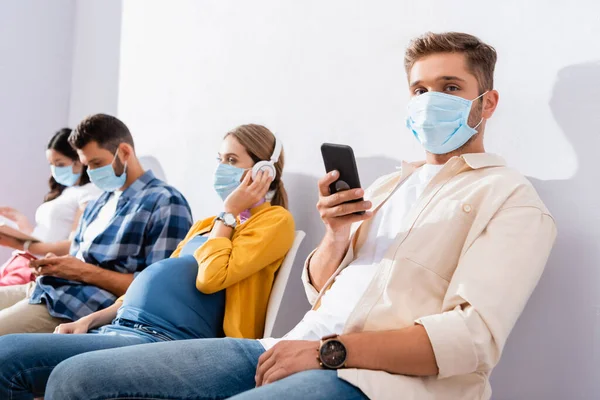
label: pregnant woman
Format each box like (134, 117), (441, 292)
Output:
(0, 124), (295, 400)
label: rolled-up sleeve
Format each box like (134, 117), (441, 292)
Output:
(301, 249), (321, 306)
(416, 205), (557, 379)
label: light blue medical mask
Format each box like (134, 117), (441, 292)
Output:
(406, 91), (488, 155)
(87, 149), (127, 192)
(214, 163), (245, 201)
(51, 164), (81, 187)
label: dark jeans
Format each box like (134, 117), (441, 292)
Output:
(45, 338), (368, 399)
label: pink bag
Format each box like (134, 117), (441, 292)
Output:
(0, 250), (36, 286)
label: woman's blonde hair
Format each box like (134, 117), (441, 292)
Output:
(225, 124), (289, 209)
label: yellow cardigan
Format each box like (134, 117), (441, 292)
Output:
(167, 202), (294, 339)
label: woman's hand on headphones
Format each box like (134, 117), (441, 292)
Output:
(223, 170), (273, 216)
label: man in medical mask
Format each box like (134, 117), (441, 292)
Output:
(0, 114), (193, 335)
(44, 33), (556, 400)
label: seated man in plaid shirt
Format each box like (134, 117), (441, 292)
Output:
(0, 114), (193, 335)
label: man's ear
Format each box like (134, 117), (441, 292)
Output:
(117, 143), (135, 163)
(482, 89), (500, 119)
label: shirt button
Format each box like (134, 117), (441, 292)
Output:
(463, 204), (472, 213)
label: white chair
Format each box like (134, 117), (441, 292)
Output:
(139, 155), (167, 183)
(263, 230), (306, 337)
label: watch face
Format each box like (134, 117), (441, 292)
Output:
(224, 213), (236, 226)
(320, 339), (347, 369)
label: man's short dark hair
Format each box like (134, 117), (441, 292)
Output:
(69, 114), (135, 152)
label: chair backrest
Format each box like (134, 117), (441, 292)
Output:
(139, 155), (167, 183)
(263, 230), (306, 337)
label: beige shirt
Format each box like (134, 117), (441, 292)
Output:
(302, 153), (557, 400)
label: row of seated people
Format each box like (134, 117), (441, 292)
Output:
(0, 31), (556, 400)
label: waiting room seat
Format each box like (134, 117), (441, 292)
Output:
(139, 155), (167, 182)
(263, 230), (306, 338)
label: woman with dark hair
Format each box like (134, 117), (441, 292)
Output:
(0, 128), (101, 286)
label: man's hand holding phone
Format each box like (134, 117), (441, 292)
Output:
(309, 170), (372, 291)
(317, 170), (372, 242)
(309, 143), (373, 291)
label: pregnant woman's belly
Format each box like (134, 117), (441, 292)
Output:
(116, 235), (226, 340)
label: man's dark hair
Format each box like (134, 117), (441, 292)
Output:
(405, 32), (497, 93)
(69, 114), (135, 152)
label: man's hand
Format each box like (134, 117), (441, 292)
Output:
(30, 255), (91, 282)
(307, 171), (373, 291)
(54, 318), (92, 334)
(317, 170), (372, 242)
(255, 340), (321, 387)
(30, 253), (56, 277)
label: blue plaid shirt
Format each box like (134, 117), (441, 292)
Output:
(29, 170), (193, 320)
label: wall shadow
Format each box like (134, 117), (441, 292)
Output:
(272, 155), (401, 336)
(491, 62), (600, 400)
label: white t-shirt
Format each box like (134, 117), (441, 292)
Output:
(31, 183), (102, 243)
(261, 163), (445, 349)
(75, 191), (122, 261)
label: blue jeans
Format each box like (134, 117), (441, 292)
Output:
(0, 332), (153, 400)
(46, 338), (368, 399)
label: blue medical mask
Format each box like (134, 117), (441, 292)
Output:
(406, 91), (488, 155)
(51, 164), (81, 187)
(87, 149), (127, 192)
(214, 163), (245, 201)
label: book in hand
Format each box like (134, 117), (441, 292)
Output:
(0, 215), (39, 242)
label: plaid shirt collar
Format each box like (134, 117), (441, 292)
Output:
(95, 170), (157, 206)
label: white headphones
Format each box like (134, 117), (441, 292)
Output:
(251, 135), (282, 180)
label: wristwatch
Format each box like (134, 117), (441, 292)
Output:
(318, 334), (347, 369)
(215, 212), (237, 229)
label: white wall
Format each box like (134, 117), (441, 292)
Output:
(68, 0), (122, 126)
(0, 0), (122, 262)
(0, 0), (76, 260)
(117, 1), (599, 398)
